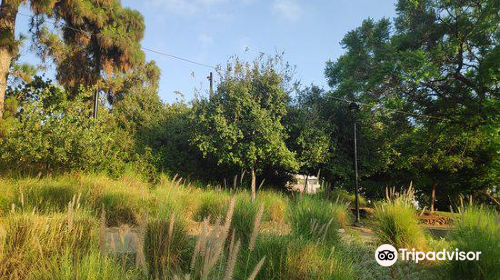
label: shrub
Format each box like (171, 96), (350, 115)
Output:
(330, 188), (367, 207)
(449, 206), (500, 280)
(373, 188), (426, 250)
(0, 79), (146, 176)
(288, 196), (350, 244)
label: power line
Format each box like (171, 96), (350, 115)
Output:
(141, 47), (216, 69)
(17, 12), (217, 69)
(329, 95), (450, 121)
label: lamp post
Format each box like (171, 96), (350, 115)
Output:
(349, 102), (361, 226)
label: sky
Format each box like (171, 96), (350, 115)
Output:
(15, 0), (398, 103)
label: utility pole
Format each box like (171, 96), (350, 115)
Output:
(349, 102), (361, 226)
(207, 72), (213, 97)
(92, 89), (99, 119)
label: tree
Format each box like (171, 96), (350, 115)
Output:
(0, 0), (145, 117)
(0, 77), (139, 175)
(324, 0), (499, 201)
(192, 56), (299, 201)
(285, 86), (331, 177)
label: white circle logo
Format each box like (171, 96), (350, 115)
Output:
(375, 244), (398, 266)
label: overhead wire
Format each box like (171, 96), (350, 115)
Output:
(329, 96), (450, 121)
(17, 12), (217, 69)
(17, 12), (451, 121)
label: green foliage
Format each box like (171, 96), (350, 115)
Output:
(145, 217), (192, 277)
(240, 234), (355, 280)
(286, 86), (331, 175)
(232, 193), (259, 243)
(257, 190), (288, 223)
(322, 0), (499, 198)
(0, 211), (98, 279)
(30, 250), (141, 280)
(289, 196), (351, 244)
(449, 206), (500, 280)
(373, 189), (426, 250)
(192, 55), (299, 177)
(330, 188), (367, 207)
(193, 191), (229, 223)
(0, 78), (151, 176)
(35, 0), (147, 91)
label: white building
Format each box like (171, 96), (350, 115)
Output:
(286, 175), (322, 194)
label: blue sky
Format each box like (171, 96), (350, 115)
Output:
(15, 0), (397, 103)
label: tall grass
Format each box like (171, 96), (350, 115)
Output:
(449, 205), (500, 280)
(288, 196), (351, 244)
(145, 214), (193, 277)
(0, 174), (418, 280)
(373, 187), (426, 250)
(29, 249), (141, 280)
(0, 210), (98, 278)
(193, 191), (229, 223)
(239, 234), (355, 280)
(0, 175), (153, 226)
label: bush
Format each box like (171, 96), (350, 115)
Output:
(288, 196), (350, 244)
(449, 206), (500, 280)
(0, 78), (149, 177)
(373, 188), (426, 250)
(330, 188), (367, 207)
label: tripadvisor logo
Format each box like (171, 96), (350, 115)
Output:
(375, 244), (482, 266)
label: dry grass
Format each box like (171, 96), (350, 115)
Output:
(0, 174), (360, 280)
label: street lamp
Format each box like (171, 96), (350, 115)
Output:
(349, 102), (361, 226)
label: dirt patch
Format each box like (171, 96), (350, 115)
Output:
(419, 212), (453, 226)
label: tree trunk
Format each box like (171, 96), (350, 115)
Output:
(0, 0), (19, 119)
(251, 167), (256, 202)
(430, 184), (436, 213)
(301, 175), (309, 199)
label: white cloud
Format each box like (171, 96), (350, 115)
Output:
(272, 0), (303, 21)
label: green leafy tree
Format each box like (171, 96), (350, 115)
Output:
(324, 0), (499, 201)
(286, 86), (331, 177)
(0, 77), (140, 175)
(0, 0), (146, 117)
(192, 56), (299, 201)
(287, 86), (393, 195)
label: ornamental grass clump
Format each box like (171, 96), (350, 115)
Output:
(289, 196), (350, 244)
(373, 187), (426, 250)
(0, 209), (98, 279)
(449, 203), (500, 280)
